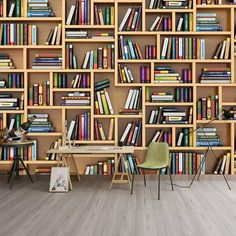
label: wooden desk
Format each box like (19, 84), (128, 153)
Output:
(47, 145), (135, 191)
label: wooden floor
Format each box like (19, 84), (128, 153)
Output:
(0, 175), (236, 236)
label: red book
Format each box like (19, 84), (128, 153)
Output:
(79, 0), (82, 25)
(168, 133), (172, 146)
(94, 5), (100, 24)
(126, 122), (135, 145)
(81, 114), (85, 140)
(107, 46), (111, 69)
(175, 153), (179, 175)
(126, 8), (135, 31)
(94, 120), (100, 140)
(135, 42), (142, 59)
(7, 24), (10, 45)
(168, 18), (172, 31)
(188, 69), (192, 83)
(146, 66), (150, 83)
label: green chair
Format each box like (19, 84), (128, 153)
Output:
(131, 142), (174, 200)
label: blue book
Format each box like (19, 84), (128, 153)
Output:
(127, 154), (135, 173)
(172, 37), (176, 59)
(171, 153), (176, 174)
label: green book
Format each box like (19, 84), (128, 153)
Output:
(189, 153), (192, 175)
(105, 7), (110, 25)
(184, 13), (189, 31)
(53, 73), (57, 88)
(185, 153), (189, 175)
(183, 128), (189, 146)
(16, 0), (21, 17)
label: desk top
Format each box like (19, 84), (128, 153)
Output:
(0, 140), (34, 147)
(47, 145), (135, 154)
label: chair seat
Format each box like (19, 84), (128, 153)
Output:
(137, 163), (167, 170)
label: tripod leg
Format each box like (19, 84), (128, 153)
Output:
(8, 160), (15, 184)
(15, 157), (20, 180)
(19, 158), (34, 183)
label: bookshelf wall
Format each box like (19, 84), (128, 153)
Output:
(1, 0), (236, 175)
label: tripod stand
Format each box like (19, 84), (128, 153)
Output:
(184, 118), (231, 190)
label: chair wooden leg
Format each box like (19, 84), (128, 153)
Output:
(143, 169), (146, 186)
(158, 169), (161, 200)
(131, 170), (134, 195)
(168, 166), (174, 191)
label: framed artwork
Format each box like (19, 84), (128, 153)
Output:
(49, 167), (70, 192)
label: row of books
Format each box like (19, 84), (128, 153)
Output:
(213, 38), (231, 60)
(0, 23), (37, 45)
(149, 16), (172, 32)
(27, 0), (55, 17)
(61, 92), (90, 106)
(145, 45), (157, 59)
(197, 95), (219, 120)
(0, 140), (37, 161)
(161, 37), (205, 60)
(32, 53), (62, 69)
(8, 114), (24, 130)
(176, 128), (193, 146)
(118, 7), (142, 32)
(214, 152), (231, 175)
(8, 0), (23, 17)
(67, 112), (91, 141)
(94, 119), (114, 141)
(0, 73), (24, 88)
(196, 13), (222, 32)
(66, 0), (90, 25)
(28, 113), (54, 132)
(197, 0), (223, 4)
(140, 66), (151, 83)
(0, 94), (23, 110)
(149, 0), (192, 9)
(0, 53), (15, 69)
(85, 159), (115, 175)
(94, 5), (114, 25)
(176, 13), (193, 32)
(45, 24), (62, 45)
(118, 64), (135, 83)
(150, 130), (172, 146)
(28, 81), (50, 106)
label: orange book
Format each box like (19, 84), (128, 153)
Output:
(107, 46), (111, 69)
(28, 25), (32, 45)
(196, 153), (201, 176)
(28, 146), (32, 161)
(135, 42), (142, 59)
(197, 39), (201, 59)
(126, 8), (135, 31)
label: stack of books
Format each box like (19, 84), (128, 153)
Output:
(170, 152), (205, 175)
(197, 0), (223, 5)
(176, 13), (193, 31)
(0, 73), (24, 88)
(32, 53), (62, 69)
(200, 67), (231, 84)
(28, 114), (55, 132)
(162, 0), (189, 9)
(85, 159), (115, 175)
(28, 81), (50, 106)
(91, 33), (114, 40)
(27, 0), (55, 17)
(197, 95), (219, 120)
(66, 0), (90, 25)
(196, 13), (222, 31)
(151, 92), (174, 103)
(196, 127), (222, 147)
(66, 112), (91, 140)
(161, 37), (205, 60)
(118, 65), (135, 83)
(118, 7), (142, 31)
(8, 0), (24, 17)
(45, 24), (62, 45)
(140, 66), (151, 83)
(118, 36), (142, 59)
(119, 120), (142, 146)
(65, 30), (88, 39)
(0, 94), (19, 110)
(61, 92), (90, 106)
(176, 128), (193, 146)
(94, 80), (114, 115)
(94, 5), (114, 25)
(213, 38), (231, 60)
(145, 45), (157, 59)
(0, 53), (15, 69)
(175, 87), (193, 102)
(150, 130), (172, 145)
(154, 66), (182, 83)
(213, 152), (231, 175)
(94, 118), (114, 141)
(0, 23), (37, 45)
(120, 88), (142, 114)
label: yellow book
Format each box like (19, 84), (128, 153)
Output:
(108, 118), (114, 140)
(189, 13), (193, 31)
(21, 0), (24, 17)
(95, 100), (99, 114)
(121, 68), (127, 82)
(98, 124), (106, 140)
(100, 91), (109, 115)
(28, 25), (32, 45)
(207, 97), (211, 120)
(103, 47), (108, 69)
(111, 6), (114, 25)
(189, 128), (193, 146)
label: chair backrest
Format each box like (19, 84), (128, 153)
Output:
(144, 142), (169, 167)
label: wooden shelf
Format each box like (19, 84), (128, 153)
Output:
(0, 17), (62, 21)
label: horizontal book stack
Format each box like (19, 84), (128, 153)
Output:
(119, 120), (142, 146)
(45, 24), (62, 45)
(176, 128), (193, 146)
(197, 0), (223, 5)
(8, 0), (24, 17)
(28, 114), (55, 132)
(8, 114), (24, 129)
(118, 7), (142, 32)
(0, 23), (37, 45)
(175, 87), (193, 102)
(0, 94), (20, 110)
(213, 152), (231, 175)
(46, 138), (61, 161)
(197, 95), (219, 120)
(151, 130), (172, 146)
(27, 0), (55, 17)
(196, 127), (222, 147)
(66, 0), (90, 25)
(94, 79), (113, 115)
(32, 54), (62, 69)
(170, 152), (205, 175)
(65, 30), (87, 39)
(151, 92), (174, 103)
(176, 13), (193, 31)
(94, 5), (114, 25)
(85, 159), (115, 175)
(162, 0), (190, 9)
(120, 88), (142, 114)
(161, 37), (205, 60)
(66, 112), (90, 141)
(0, 1), (2, 17)
(79, 45), (115, 69)
(0, 53), (15, 69)
(91, 33), (114, 40)
(140, 66), (151, 83)
(196, 13), (222, 31)
(145, 45), (157, 59)
(28, 81), (50, 106)
(154, 66), (182, 83)
(0, 73), (23, 88)
(213, 38), (231, 60)
(61, 92), (90, 106)
(118, 36), (142, 59)
(118, 64), (135, 83)
(94, 118), (114, 141)
(1, 140), (37, 161)
(200, 67), (231, 84)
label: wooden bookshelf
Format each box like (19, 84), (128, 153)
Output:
(0, 0), (236, 175)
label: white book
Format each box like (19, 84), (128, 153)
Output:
(66, 5), (76, 25)
(124, 89), (134, 109)
(220, 39), (227, 59)
(124, 66), (131, 83)
(73, 55), (77, 69)
(8, 3), (15, 17)
(161, 38), (169, 59)
(131, 126), (138, 145)
(51, 141), (59, 160)
(104, 90), (114, 114)
(132, 89), (139, 109)
(32, 140), (37, 161)
(10, 24), (14, 45)
(220, 154), (227, 174)
(124, 45), (129, 59)
(89, 50), (94, 69)
(149, 110), (156, 124)
(129, 89), (137, 109)
(177, 18), (183, 31)
(120, 123), (132, 144)
(85, 165), (90, 175)
(51, 26), (58, 45)
(96, 91), (104, 114)
(56, 24), (62, 45)
(200, 39), (205, 59)
(73, 74), (80, 88)
(179, 153), (183, 174)
(98, 9), (104, 25)
(119, 8), (132, 31)
(131, 11), (138, 30)
(179, 37), (183, 59)
(127, 69), (134, 82)
(150, 16), (160, 31)
(108, 118), (114, 140)
(151, 131), (160, 142)
(177, 132), (183, 146)
(32, 25), (37, 45)
(82, 51), (90, 69)
(9, 118), (15, 131)
(67, 120), (75, 141)
(149, 0), (156, 9)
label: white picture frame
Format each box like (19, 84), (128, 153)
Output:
(49, 167), (70, 192)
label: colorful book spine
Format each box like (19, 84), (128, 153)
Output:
(140, 66), (151, 83)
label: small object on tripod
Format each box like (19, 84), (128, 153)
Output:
(222, 109), (231, 120)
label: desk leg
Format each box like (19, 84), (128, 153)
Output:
(110, 154), (120, 190)
(62, 154), (73, 191)
(70, 154), (81, 181)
